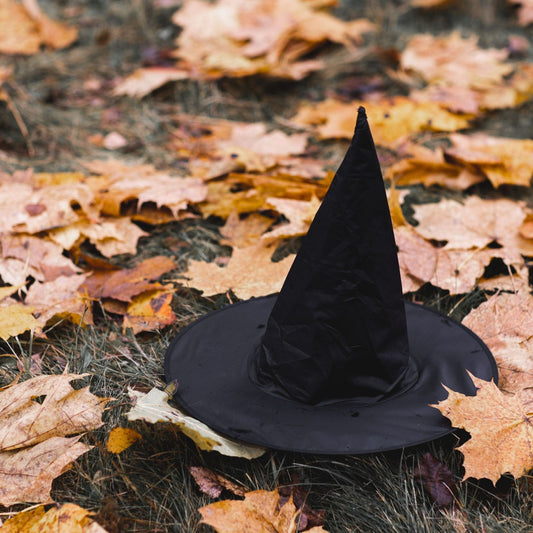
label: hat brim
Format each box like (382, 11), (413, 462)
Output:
(165, 296), (497, 454)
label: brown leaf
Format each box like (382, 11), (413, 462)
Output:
(114, 66), (190, 98)
(183, 244), (294, 299)
(0, 435), (91, 505)
(199, 489), (329, 533)
(189, 466), (246, 498)
(432, 375), (533, 483)
(414, 453), (457, 508)
(122, 289), (176, 334)
(25, 274), (93, 329)
(509, 0), (533, 26)
(0, 234), (81, 286)
(0, 503), (109, 532)
(0, 373), (108, 452)
(462, 291), (533, 405)
(412, 196), (532, 258)
(83, 256), (175, 302)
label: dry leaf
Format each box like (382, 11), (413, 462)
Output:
(292, 97), (469, 146)
(414, 453), (457, 508)
(432, 375), (533, 483)
(0, 373), (108, 452)
(412, 196), (532, 259)
(83, 256), (175, 302)
(445, 133), (533, 188)
(106, 427), (142, 454)
(189, 466), (246, 498)
(400, 32), (512, 89)
(410, 0), (457, 7)
(509, 0), (533, 25)
(0, 234), (81, 285)
(0, 0), (77, 55)
(462, 291), (533, 404)
(0, 503), (109, 532)
(0, 435), (92, 506)
(85, 160), (207, 218)
(172, 0), (374, 80)
(122, 289), (176, 334)
(25, 274), (93, 329)
(183, 245), (295, 299)
(395, 225), (499, 294)
(199, 489), (329, 533)
(220, 211), (274, 247)
(262, 196), (321, 241)
(0, 304), (39, 341)
(386, 144), (484, 190)
(127, 387), (266, 458)
(114, 66), (189, 98)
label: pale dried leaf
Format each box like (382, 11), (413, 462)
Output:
(127, 387), (266, 459)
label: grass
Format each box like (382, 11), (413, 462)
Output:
(1, 0), (533, 531)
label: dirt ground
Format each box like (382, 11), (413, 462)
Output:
(0, 1), (532, 532)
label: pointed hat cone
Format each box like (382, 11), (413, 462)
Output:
(254, 107), (415, 404)
(165, 107), (498, 454)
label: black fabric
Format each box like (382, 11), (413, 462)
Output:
(255, 108), (413, 404)
(165, 296), (497, 453)
(164, 106), (499, 454)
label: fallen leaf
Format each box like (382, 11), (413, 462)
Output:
(127, 387), (266, 459)
(199, 489), (329, 533)
(85, 160), (207, 218)
(0, 304), (39, 340)
(184, 244), (295, 299)
(189, 466), (246, 498)
(113, 66), (189, 98)
(102, 132), (128, 150)
(509, 0), (533, 25)
(0, 0), (77, 55)
(432, 375), (533, 483)
(0, 435), (91, 506)
(445, 133), (533, 188)
(171, 0), (374, 80)
(25, 274), (93, 329)
(0, 234), (81, 285)
(122, 289), (176, 334)
(220, 211), (274, 248)
(414, 453), (457, 508)
(395, 225), (499, 294)
(386, 144), (484, 190)
(49, 217), (148, 257)
(462, 291), (533, 404)
(83, 256), (175, 302)
(292, 97), (469, 146)
(106, 427), (142, 454)
(410, 0), (457, 7)
(412, 196), (532, 259)
(262, 196), (321, 241)
(0, 503), (109, 532)
(400, 32), (512, 89)
(0, 373), (108, 452)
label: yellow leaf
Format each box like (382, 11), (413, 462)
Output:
(432, 375), (533, 483)
(106, 427), (142, 454)
(0, 304), (39, 340)
(292, 97), (470, 146)
(184, 244), (295, 299)
(199, 489), (330, 533)
(0, 503), (109, 532)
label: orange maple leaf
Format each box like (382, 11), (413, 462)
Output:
(432, 374), (533, 484)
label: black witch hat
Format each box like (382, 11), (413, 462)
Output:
(165, 107), (497, 454)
